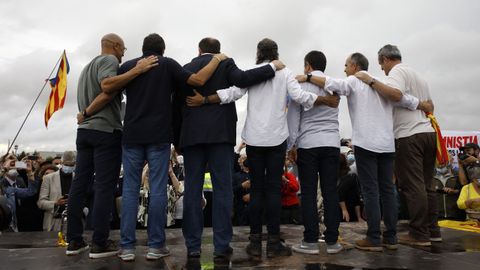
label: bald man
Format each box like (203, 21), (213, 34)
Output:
(66, 33), (157, 259)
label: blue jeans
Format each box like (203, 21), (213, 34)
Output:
(120, 143), (170, 249)
(246, 141), (286, 235)
(354, 146), (397, 245)
(67, 129), (122, 246)
(182, 143), (233, 253)
(297, 147), (340, 244)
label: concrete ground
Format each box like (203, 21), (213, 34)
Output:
(0, 221), (479, 270)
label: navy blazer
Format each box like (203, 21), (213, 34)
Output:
(174, 54), (275, 149)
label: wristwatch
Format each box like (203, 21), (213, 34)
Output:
(369, 78), (376, 87)
(306, 74), (312, 82)
(82, 109), (89, 118)
(203, 96), (209, 104)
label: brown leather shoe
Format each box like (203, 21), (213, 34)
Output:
(398, 233), (431, 246)
(382, 239), (398, 250)
(355, 238), (383, 252)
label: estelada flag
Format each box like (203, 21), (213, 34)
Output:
(426, 112), (449, 166)
(44, 50), (69, 127)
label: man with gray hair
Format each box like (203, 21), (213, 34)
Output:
(38, 151), (76, 231)
(356, 44), (438, 247)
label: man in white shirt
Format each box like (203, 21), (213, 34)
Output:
(298, 52), (431, 251)
(286, 51), (343, 255)
(355, 44), (438, 247)
(186, 39), (339, 258)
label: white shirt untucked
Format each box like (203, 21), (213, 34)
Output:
(217, 64), (318, 147)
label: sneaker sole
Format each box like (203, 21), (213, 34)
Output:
(355, 245), (383, 252)
(89, 250), (119, 259)
(118, 254), (135, 262)
(146, 253), (170, 260)
(382, 244), (398, 250)
(398, 240), (432, 247)
(326, 247), (344, 254)
(66, 246), (90, 256)
(292, 246), (319, 255)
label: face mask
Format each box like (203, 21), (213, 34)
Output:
(346, 154), (355, 164)
(287, 165), (294, 172)
(436, 167), (448, 175)
(61, 165), (75, 174)
(177, 156), (184, 165)
(7, 169), (19, 179)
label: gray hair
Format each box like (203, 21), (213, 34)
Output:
(350, 53), (369, 71)
(62, 151), (76, 163)
(378, 44), (402, 61)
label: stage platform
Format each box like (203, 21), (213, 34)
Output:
(1, 221), (479, 270)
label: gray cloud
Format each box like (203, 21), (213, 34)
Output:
(0, 0), (478, 154)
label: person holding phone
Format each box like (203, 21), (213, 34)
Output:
(0, 154), (37, 232)
(37, 151), (76, 231)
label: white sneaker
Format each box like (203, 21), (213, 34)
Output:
(118, 249), (135, 262)
(146, 247), (170, 260)
(292, 240), (319, 255)
(326, 242), (343, 254)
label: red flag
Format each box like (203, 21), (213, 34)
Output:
(426, 112), (449, 166)
(44, 50), (69, 127)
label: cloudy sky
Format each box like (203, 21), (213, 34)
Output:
(1, 0), (479, 155)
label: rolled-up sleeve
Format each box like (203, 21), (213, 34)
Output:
(217, 86), (247, 104)
(395, 94), (419, 111)
(286, 72), (317, 111)
(325, 76), (354, 96)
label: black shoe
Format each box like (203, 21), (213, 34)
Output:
(266, 235), (292, 258)
(214, 246), (233, 259)
(187, 250), (201, 258)
(89, 240), (119, 259)
(246, 234), (262, 257)
(66, 239), (90, 256)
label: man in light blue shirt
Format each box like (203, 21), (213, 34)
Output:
(287, 51), (343, 255)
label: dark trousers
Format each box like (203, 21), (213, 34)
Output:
(246, 141), (286, 235)
(182, 143), (234, 253)
(297, 147), (340, 244)
(67, 129), (122, 246)
(395, 132), (439, 241)
(354, 146), (397, 245)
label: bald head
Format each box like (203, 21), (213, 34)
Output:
(101, 33), (123, 49)
(100, 33), (126, 62)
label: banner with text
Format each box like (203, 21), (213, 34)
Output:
(442, 130), (480, 169)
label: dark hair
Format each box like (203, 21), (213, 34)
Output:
(304, 50), (327, 72)
(350, 52), (369, 71)
(378, 44), (402, 61)
(142, 33), (165, 55)
(256, 38), (278, 64)
(198, 37), (220, 54)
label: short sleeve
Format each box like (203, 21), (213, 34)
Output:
(97, 55), (119, 82)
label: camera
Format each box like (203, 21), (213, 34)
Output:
(458, 152), (469, 161)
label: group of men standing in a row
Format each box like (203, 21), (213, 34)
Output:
(65, 32), (439, 261)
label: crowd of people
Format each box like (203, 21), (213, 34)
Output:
(1, 32), (480, 264)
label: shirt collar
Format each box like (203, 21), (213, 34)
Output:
(5, 177), (16, 186)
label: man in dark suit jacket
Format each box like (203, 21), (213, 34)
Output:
(175, 37), (283, 259)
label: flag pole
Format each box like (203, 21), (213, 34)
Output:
(6, 51), (65, 155)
